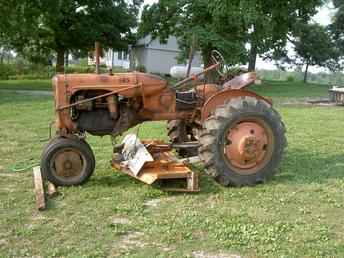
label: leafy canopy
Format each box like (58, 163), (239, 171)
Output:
(140, 0), (323, 68)
(0, 0), (142, 69)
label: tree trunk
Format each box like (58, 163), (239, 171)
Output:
(248, 44), (257, 72)
(65, 50), (69, 68)
(202, 49), (217, 83)
(186, 34), (197, 77)
(304, 62), (309, 83)
(56, 48), (65, 73)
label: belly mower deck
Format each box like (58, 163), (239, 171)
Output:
(112, 139), (200, 193)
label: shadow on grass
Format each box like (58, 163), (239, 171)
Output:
(274, 147), (344, 185)
(84, 169), (222, 195)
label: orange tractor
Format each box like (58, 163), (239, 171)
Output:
(41, 51), (286, 188)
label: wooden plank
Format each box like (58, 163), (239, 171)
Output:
(33, 166), (46, 211)
(47, 182), (58, 198)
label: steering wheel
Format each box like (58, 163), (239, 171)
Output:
(210, 50), (227, 77)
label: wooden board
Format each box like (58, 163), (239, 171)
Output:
(33, 166), (46, 211)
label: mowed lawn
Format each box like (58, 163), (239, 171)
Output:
(0, 80), (344, 258)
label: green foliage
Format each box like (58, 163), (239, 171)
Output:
(286, 75), (295, 82)
(330, 0), (344, 61)
(258, 69), (344, 85)
(0, 63), (127, 80)
(288, 22), (340, 82)
(140, 0), (323, 71)
(293, 23), (339, 70)
(0, 0), (143, 70)
(0, 63), (53, 80)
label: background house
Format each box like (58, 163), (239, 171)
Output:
(103, 35), (203, 75)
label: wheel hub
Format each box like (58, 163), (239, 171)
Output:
(54, 150), (83, 178)
(225, 122), (269, 170)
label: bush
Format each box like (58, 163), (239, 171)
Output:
(286, 75), (295, 82)
(0, 64), (16, 80)
(0, 62), (129, 81)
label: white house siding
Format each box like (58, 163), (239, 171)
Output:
(134, 36), (203, 75)
(102, 35), (203, 75)
(144, 48), (181, 74)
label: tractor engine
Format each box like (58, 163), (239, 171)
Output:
(70, 91), (142, 137)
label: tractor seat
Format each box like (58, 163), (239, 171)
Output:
(176, 90), (198, 111)
(223, 72), (257, 90)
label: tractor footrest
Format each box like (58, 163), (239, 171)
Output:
(112, 145), (200, 192)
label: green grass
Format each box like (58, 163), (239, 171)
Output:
(0, 80), (51, 91)
(251, 80), (330, 99)
(1, 81), (344, 257)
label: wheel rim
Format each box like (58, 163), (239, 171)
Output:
(50, 148), (85, 179)
(224, 118), (274, 175)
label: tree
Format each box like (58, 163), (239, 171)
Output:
(245, 0), (323, 71)
(139, 0), (323, 76)
(330, 0), (344, 60)
(0, 0), (142, 72)
(291, 23), (339, 83)
(140, 0), (247, 81)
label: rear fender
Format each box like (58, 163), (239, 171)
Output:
(201, 89), (272, 122)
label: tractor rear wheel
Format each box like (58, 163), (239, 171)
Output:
(199, 97), (286, 187)
(167, 120), (198, 157)
(41, 137), (95, 186)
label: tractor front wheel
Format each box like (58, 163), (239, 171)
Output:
(199, 97), (286, 187)
(41, 137), (95, 186)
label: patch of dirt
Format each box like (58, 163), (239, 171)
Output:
(109, 231), (147, 257)
(192, 251), (241, 258)
(0, 239), (8, 247)
(144, 198), (161, 208)
(120, 231), (146, 248)
(31, 212), (46, 222)
(111, 217), (131, 225)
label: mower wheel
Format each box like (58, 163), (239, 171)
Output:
(41, 137), (95, 186)
(167, 120), (198, 157)
(199, 96), (286, 187)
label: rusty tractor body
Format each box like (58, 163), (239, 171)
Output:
(41, 53), (286, 188)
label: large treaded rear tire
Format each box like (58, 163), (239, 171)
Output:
(41, 137), (95, 186)
(167, 120), (198, 157)
(199, 96), (286, 187)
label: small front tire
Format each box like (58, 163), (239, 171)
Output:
(40, 137), (95, 186)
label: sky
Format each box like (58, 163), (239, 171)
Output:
(143, 0), (336, 72)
